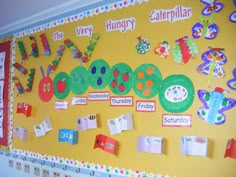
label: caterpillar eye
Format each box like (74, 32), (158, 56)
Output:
(47, 83), (51, 91)
(43, 84), (47, 92)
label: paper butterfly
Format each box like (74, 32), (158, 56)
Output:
(136, 36), (151, 54)
(227, 68), (236, 90)
(197, 87), (236, 125)
(197, 47), (226, 84)
(154, 41), (170, 58)
(200, 0), (224, 16)
(192, 16), (219, 39)
(229, 0), (236, 22)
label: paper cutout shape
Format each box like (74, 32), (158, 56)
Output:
(154, 41), (170, 58)
(77, 114), (97, 131)
(159, 74), (194, 113)
(181, 136), (208, 157)
(13, 126), (28, 141)
(0, 110), (3, 138)
(197, 87), (236, 125)
(38, 65), (54, 102)
(17, 41), (27, 63)
(107, 113), (133, 135)
(69, 66), (89, 95)
(227, 68), (236, 90)
(109, 63), (133, 95)
(88, 59), (111, 89)
(54, 72), (70, 100)
(94, 134), (117, 154)
(33, 117), (53, 137)
(132, 64), (162, 99)
(58, 129), (78, 144)
(192, 16), (219, 40)
(40, 33), (51, 56)
(0, 81), (3, 108)
(13, 76), (25, 95)
(0, 52), (5, 79)
(229, 0), (236, 23)
(197, 47), (226, 85)
(136, 36), (151, 54)
(29, 36), (39, 57)
(25, 68), (35, 92)
(50, 45), (65, 71)
(16, 102), (32, 117)
(172, 36), (198, 64)
(200, 0), (224, 16)
(13, 62), (27, 75)
(137, 136), (163, 154)
(64, 39), (82, 64)
(224, 138), (236, 159)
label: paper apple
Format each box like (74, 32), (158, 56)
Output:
(57, 79), (66, 93)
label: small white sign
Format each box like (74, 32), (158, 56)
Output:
(136, 101), (156, 112)
(54, 101), (68, 110)
(88, 92), (110, 101)
(105, 17), (136, 32)
(162, 114), (192, 127)
(75, 25), (93, 37)
(110, 96), (133, 106)
(71, 97), (87, 105)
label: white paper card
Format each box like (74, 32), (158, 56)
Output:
(138, 136), (163, 154)
(77, 114), (97, 131)
(0, 81), (4, 108)
(33, 117), (53, 137)
(0, 110), (3, 138)
(0, 52), (5, 79)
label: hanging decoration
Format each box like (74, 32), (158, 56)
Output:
(153, 41), (170, 58)
(50, 45), (65, 72)
(135, 36), (151, 54)
(13, 76), (25, 95)
(64, 39), (82, 65)
(200, 0), (224, 16)
(197, 87), (236, 125)
(25, 68), (35, 92)
(13, 62), (27, 75)
(29, 36), (39, 58)
(17, 41), (27, 63)
(227, 68), (236, 90)
(40, 33), (51, 56)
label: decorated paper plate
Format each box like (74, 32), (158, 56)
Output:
(88, 59), (111, 89)
(53, 72), (70, 100)
(69, 66), (89, 95)
(109, 63), (133, 95)
(132, 64), (162, 99)
(159, 74), (194, 113)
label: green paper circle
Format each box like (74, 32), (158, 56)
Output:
(70, 66), (89, 95)
(88, 59), (111, 89)
(159, 74), (194, 113)
(109, 63), (133, 95)
(54, 72), (70, 100)
(132, 64), (162, 99)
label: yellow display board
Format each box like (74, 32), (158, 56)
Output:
(11, 0), (236, 177)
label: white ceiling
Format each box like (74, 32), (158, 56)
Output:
(0, 0), (103, 37)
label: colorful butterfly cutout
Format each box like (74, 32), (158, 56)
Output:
(154, 41), (170, 58)
(197, 87), (236, 125)
(197, 47), (226, 84)
(192, 16), (219, 39)
(227, 68), (236, 90)
(229, 0), (236, 22)
(200, 0), (224, 16)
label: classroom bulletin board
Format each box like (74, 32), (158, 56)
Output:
(4, 0), (236, 177)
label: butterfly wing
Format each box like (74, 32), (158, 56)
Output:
(197, 89), (210, 121)
(213, 2), (224, 13)
(172, 44), (182, 63)
(227, 68), (236, 90)
(229, 11), (236, 23)
(205, 24), (219, 39)
(201, 0), (223, 16)
(192, 23), (203, 38)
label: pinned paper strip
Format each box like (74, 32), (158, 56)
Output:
(13, 76), (25, 95)
(153, 41), (170, 58)
(94, 134), (117, 154)
(227, 68), (236, 90)
(200, 0), (224, 16)
(13, 126), (28, 141)
(50, 45), (65, 72)
(25, 68), (35, 92)
(224, 138), (236, 159)
(29, 36), (39, 58)
(197, 87), (236, 125)
(58, 129), (78, 145)
(17, 41), (27, 63)
(181, 136), (208, 157)
(76, 114), (97, 131)
(192, 16), (219, 40)
(40, 33), (51, 56)
(33, 117), (53, 137)
(107, 113), (133, 135)
(16, 102), (32, 117)
(136, 36), (151, 54)
(138, 136), (163, 154)
(13, 62), (27, 75)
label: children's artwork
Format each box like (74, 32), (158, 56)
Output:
(38, 65), (54, 102)
(29, 36), (39, 57)
(227, 68), (236, 90)
(0, 81), (3, 108)
(53, 72), (70, 100)
(172, 36), (198, 64)
(229, 0), (236, 22)
(13, 126), (28, 141)
(200, 0), (224, 16)
(132, 64), (162, 99)
(107, 113), (133, 135)
(94, 134), (117, 154)
(136, 36), (151, 54)
(192, 16), (219, 39)
(197, 47), (226, 85)
(25, 68), (35, 92)
(64, 39), (82, 64)
(224, 138), (236, 159)
(197, 87), (236, 125)
(159, 74), (195, 113)
(40, 33), (51, 56)
(0, 52), (5, 79)
(181, 136), (208, 157)
(17, 41), (27, 63)
(76, 114), (97, 131)
(50, 45), (65, 71)
(13, 62), (27, 75)
(109, 63), (133, 95)
(16, 102), (32, 117)
(88, 59), (111, 90)
(0, 110), (3, 138)
(82, 33), (100, 62)
(13, 76), (25, 95)
(33, 117), (53, 137)
(153, 41), (170, 58)
(58, 129), (78, 144)
(69, 66), (89, 95)
(137, 136), (163, 154)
